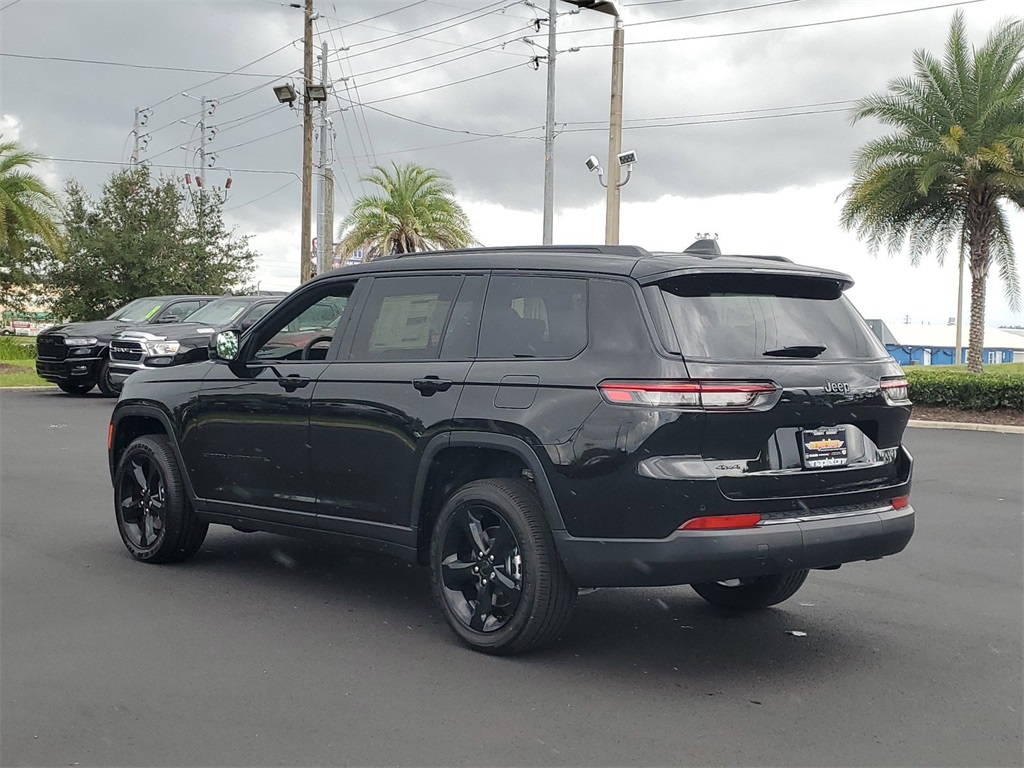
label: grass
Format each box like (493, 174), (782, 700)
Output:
(0, 336), (36, 360)
(0, 358), (51, 388)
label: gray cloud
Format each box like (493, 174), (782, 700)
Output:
(2, 0), (1019, 241)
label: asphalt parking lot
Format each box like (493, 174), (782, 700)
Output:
(1, 388), (1022, 767)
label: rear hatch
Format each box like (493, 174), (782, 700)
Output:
(649, 271), (911, 505)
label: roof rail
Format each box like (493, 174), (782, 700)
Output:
(390, 244), (651, 258)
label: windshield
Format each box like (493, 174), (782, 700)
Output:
(107, 298), (164, 323)
(657, 273), (888, 361)
(182, 299), (253, 325)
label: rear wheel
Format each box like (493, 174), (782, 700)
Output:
(57, 380), (94, 395)
(114, 435), (208, 563)
(96, 358), (118, 397)
(429, 478), (577, 655)
(691, 570), (809, 610)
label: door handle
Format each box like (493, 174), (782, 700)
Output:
(278, 374), (311, 392)
(413, 376), (453, 396)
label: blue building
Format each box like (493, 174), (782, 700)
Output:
(867, 321), (1023, 366)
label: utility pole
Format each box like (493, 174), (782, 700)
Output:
(605, 14), (624, 245)
(324, 168), (335, 270)
(130, 108), (150, 166)
(316, 41), (330, 277)
(300, 0), (314, 284)
(542, 0), (557, 244)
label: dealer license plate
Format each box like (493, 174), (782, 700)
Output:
(801, 426), (849, 469)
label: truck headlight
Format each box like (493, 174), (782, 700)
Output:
(145, 340), (180, 356)
(64, 337), (98, 346)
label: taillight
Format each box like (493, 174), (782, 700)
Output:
(680, 513), (762, 530)
(891, 495), (910, 510)
(599, 380), (779, 410)
(881, 376), (910, 404)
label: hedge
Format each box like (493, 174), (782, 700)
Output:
(905, 365), (1024, 411)
(0, 337), (36, 360)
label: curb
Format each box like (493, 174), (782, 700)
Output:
(0, 385), (57, 392)
(907, 419), (1024, 435)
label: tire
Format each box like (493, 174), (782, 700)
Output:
(113, 435), (208, 563)
(429, 478), (577, 655)
(57, 380), (94, 395)
(96, 358), (118, 397)
(691, 570), (809, 610)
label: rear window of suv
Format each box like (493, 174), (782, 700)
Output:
(656, 273), (887, 361)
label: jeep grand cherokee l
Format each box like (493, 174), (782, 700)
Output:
(108, 295), (284, 391)
(108, 243), (914, 654)
(37, 295), (218, 396)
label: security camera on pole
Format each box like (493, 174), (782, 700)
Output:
(563, 0), (626, 245)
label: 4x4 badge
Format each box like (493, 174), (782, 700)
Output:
(823, 381), (852, 394)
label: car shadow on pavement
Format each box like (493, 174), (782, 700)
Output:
(184, 528), (880, 683)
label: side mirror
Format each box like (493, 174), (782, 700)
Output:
(210, 330), (240, 361)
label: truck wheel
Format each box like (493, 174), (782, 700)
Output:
(429, 478), (577, 655)
(114, 435), (208, 563)
(57, 380), (94, 395)
(96, 359), (119, 397)
(691, 570), (810, 610)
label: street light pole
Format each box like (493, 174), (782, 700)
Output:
(300, 0), (314, 284)
(605, 15), (624, 245)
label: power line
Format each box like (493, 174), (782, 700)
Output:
(0, 52), (285, 77)
(0, 0), (26, 11)
(223, 178), (299, 212)
(355, 100), (543, 140)
(565, 98), (859, 126)
(216, 124), (300, 153)
(40, 155), (300, 176)
(561, 105), (850, 132)
(572, 0), (988, 49)
(359, 61), (527, 106)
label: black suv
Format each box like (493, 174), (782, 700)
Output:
(108, 244), (915, 654)
(107, 294), (285, 391)
(37, 295), (218, 396)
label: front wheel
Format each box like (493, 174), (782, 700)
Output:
(96, 358), (119, 397)
(691, 570), (809, 610)
(57, 380), (94, 395)
(114, 435), (208, 563)
(429, 478), (577, 655)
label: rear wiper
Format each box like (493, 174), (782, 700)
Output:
(762, 344), (827, 358)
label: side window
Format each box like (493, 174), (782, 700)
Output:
(254, 283), (355, 361)
(349, 275), (463, 361)
(158, 300), (202, 323)
(478, 275), (588, 359)
(240, 302), (276, 329)
(440, 275), (486, 360)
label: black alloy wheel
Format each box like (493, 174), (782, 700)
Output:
(430, 478), (577, 655)
(114, 435), (208, 563)
(439, 503), (524, 633)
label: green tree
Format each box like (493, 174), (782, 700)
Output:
(336, 162), (476, 259)
(48, 167), (257, 320)
(840, 11), (1024, 373)
(0, 138), (62, 310)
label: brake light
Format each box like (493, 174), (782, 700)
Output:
(881, 376), (910, 404)
(680, 513), (762, 530)
(599, 380), (779, 410)
(891, 495), (910, 510)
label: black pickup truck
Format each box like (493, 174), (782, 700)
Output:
(108, 295), (284, 391)
(36, 295), (218, 396)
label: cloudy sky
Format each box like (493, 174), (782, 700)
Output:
(2, 0), (1022, 327)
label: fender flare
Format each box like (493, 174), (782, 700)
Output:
(109, 403), (199, 503)
(409, 431), (567, 535)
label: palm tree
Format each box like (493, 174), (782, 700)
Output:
(840, 11), (1024, 373)
(336, 162), (476, 259)
(0, 138), (61, 259)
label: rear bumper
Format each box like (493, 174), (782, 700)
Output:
(553, 504), (915, 587)
(35, 357), (102, 383)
